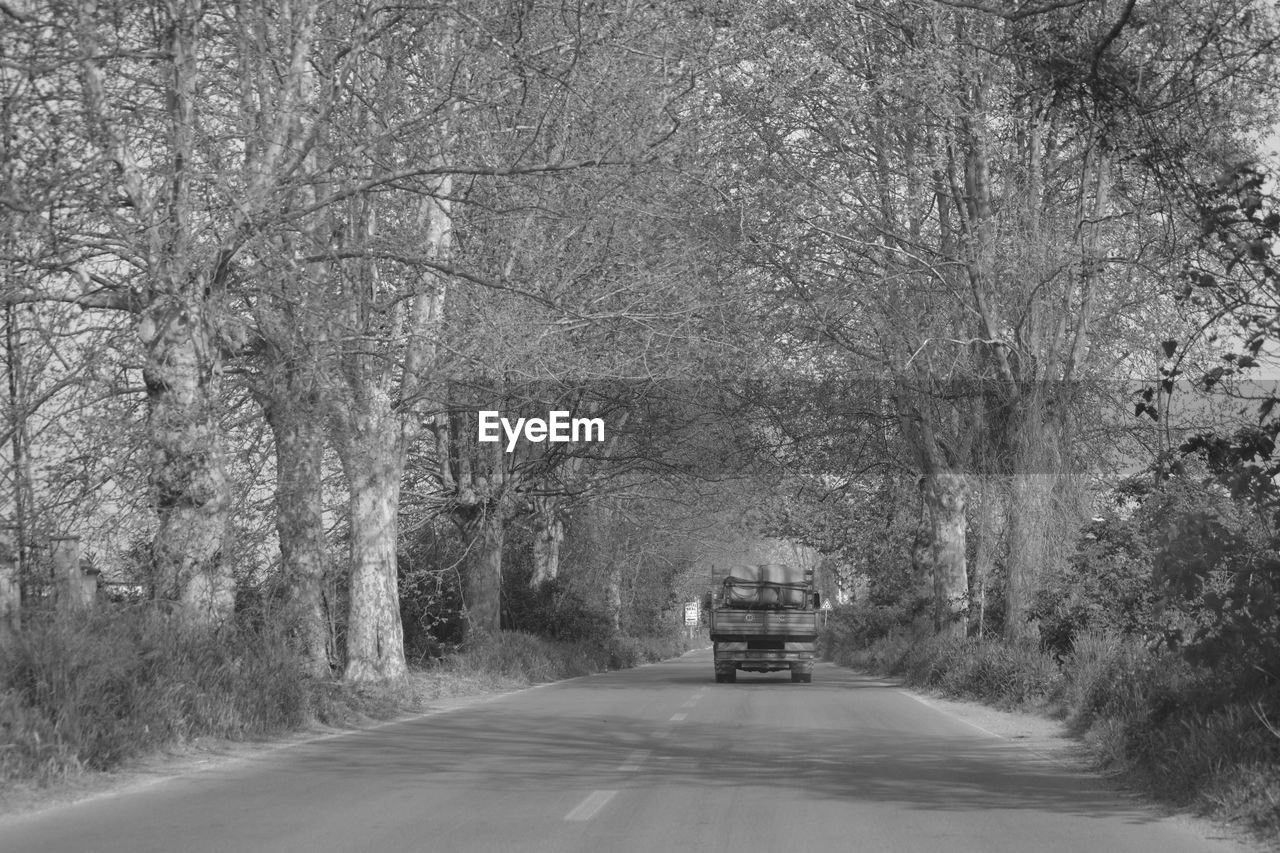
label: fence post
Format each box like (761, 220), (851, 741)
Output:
(0, 525), (19, 645)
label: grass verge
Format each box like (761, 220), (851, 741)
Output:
(0, 609), (695, 793)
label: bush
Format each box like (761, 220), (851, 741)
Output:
(0, 688), (76, 785)
(436, 629), (693, 690)
(820, 601), (912, 665)
(442, 630), (594, 684)
(884, 634), (1061, 707)
(0, 607), (694, 792)
(1032, 514), (1161, 658)
(399, 563), (466, 661)
(1205, 760), (1280, 836)
(603, 633), (689, 668)
(1059, 631), (1166, 729)
(0, 608), (310, 786)
(500, 576), (612, 644)
(1155, 508), (1280, 675)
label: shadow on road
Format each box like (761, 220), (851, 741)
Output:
(270, 655), (1152, 826)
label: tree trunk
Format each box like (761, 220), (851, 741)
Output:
(339, 432), (407, 681)
(326, 151), (448, 678)
(530, 496), (563, 588)
(333, 376), (409, 682)
(1004, 397), (1062, 642)
(606, 559), (623, 637)
(144, 296), (234, 622)
(461, 508), (504, 639)
(0, 525), (19, 646)
(926, 472), (968, 638)
(264, 394), (331, 677)
(444, 398), (511, 643)
(5, 304), (34, 593)
(970, 478), (1001, 640)
(1005, 472), (1053, 642)
(909, 491), (934, 633)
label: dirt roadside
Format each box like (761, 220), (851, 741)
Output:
(891, 679), (1271, 853)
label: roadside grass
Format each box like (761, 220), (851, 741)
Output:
(0, 609), (309, 788)
(823, 622), (1280, 840)
(434, 630), (693, 692)
(0, 610), (696, 792)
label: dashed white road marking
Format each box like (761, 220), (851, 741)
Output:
(669, 712), (687, 722)
(564, 790), (617, 822)
(617, 749), (651, 772)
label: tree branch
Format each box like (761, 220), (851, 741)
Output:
(928, 0), (1093, 21)
(0, 1), (31, 22)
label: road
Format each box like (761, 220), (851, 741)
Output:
(0, 650), (1247, 853)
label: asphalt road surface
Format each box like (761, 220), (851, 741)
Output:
(0, 650), (1247, 853)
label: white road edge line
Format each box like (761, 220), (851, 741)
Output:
(564, 790), (617, 822)
(897, 691), (1003, 739)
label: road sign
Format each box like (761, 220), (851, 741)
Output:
(821, 600), (832, 611)
(684, 602), (699, 625)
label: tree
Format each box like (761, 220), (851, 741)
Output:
(2, 0), (357, 622)
(406, 1), (726, 643)
(708, 0), (1272, 640)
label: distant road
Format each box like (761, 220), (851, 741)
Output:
(0, 650), (1247, 852)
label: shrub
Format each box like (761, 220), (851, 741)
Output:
(436, 629), (692, 690)
(399, 563), (466, 662)
(0, 688), (77, 786)
(966, 641), (1060, 705)
(845, 630), (913, 673)
(820, 601), (913, 665)
(0, 608), (309, 785)
(501, 576), (612, 644)
(1032, 514), (1160, 658)
(442, 631), (588, 684)
(0, 606), (694, 792)
(1058, 631), (1166, 729)
(1155, 508), (1280, 675)
(602, 633), (689, 668)
(602, 635), (647, 670)
(1205, 759), (1280, 836)
(882, 635), (1061, 707)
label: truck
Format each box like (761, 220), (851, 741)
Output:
(705, 562), (820, 683)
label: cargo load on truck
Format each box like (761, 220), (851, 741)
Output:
(720, 562), (812, 609)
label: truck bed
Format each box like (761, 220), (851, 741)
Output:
(710, 609), (818, 642)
